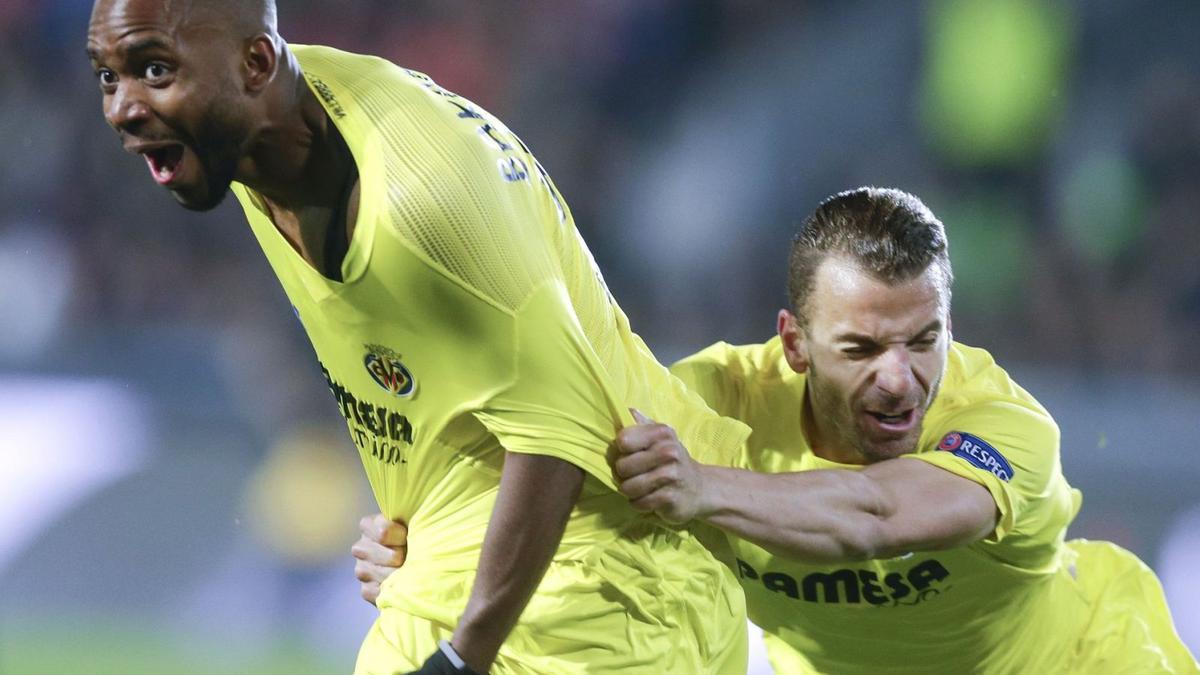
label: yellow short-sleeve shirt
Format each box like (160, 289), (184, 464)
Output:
(232, 45), (750, 672)
(672, 337), (1089, 674)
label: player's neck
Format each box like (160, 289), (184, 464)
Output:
(240, 58), (360, 278)
(238, 52), (351, 216)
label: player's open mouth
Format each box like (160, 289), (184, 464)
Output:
(142, 144), (186, 185)
(864, 408), (916, 433)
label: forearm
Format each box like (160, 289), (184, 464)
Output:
(698, 465), (894, 563)
(451, 453), (584, 672)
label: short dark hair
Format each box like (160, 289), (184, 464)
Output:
(787, 187), (952, 327)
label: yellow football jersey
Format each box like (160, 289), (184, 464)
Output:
(231, 45), (749, 673)
(671, 337), (1195, 674)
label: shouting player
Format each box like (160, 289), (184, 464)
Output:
(86, 1), (752, 673)
(612, 187), (1198, 673)
(358, 188), (1199, 673)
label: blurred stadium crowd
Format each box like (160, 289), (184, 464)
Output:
(1, 1), (1198, 672)
(1, 1), (1198, 373)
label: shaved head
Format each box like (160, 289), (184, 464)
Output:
(90, 0), (277, 44)
(172, 0), (277, 39)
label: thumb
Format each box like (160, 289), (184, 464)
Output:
(629, 408), (655, 425)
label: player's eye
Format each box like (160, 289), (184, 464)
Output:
(143, 62), (171, 83)
(909, 335), (938, 351)
(842, 345), (874, 359)
(96, 68), (117, 87)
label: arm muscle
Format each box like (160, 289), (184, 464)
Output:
(701, 457), (997, 562)
(451, 452), (583, 671)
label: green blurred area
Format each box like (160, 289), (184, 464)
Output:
(1, 613), (343, 675)
(939, 194), (1032, 313)
(1058, 151), (1147, 266)
(921, 0), (1074, 167)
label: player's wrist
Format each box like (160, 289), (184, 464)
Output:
(407, 640), (485, 675)
(449, 620), (502, 674)
(441, 640), (486, 674)
(693, 463), (722, 521)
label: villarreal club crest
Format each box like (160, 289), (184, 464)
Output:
(363, 344), (416, 397)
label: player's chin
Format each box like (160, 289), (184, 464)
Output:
(859, 432), (920, 462)
(169, 177), (231, 212)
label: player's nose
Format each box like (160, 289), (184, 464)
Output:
(104, 83), (151, 133)
(874, 347), (915, 399)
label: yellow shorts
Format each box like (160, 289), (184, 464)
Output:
(355, 522), (748, 674)
(1065, 539), (1198, 674)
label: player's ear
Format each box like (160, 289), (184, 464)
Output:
(777, 309), (810, 374)
(242, 33), (277, 92)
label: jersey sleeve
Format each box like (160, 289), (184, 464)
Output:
(472, 279), (630, 490)
(372, 80), (634, 489)
(909, 400), (1079, 556)
(366, 70), (744, 491)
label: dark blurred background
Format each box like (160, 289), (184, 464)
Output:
(1, 1), (1197, 672)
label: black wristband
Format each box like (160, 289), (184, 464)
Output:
(407, 642), (483, 675)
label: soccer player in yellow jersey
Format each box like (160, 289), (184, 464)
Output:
(85, 1), (752, 673)
(610, 188), (1198, 673)
(357, 187), (1198, 672)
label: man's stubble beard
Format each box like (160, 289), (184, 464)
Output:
(806, 361), (943, 464)
(175, 84), (248, 212)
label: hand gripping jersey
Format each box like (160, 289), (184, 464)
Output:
(231, 45), (750, 673)
(672, 337), (1197, 674)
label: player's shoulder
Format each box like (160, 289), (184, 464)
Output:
(921, 344), (1077, 558)
(291, 44), (412, 92)
(927, 341), (1060, 471)
(671, 336), (787, 383)
(290, 47), (557, 310)
(941, 342), (1054, 424)
(290, 44), (468, 138)
(669, 337), (792, 416)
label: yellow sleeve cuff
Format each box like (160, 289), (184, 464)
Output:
(909, 450), (1017, 542)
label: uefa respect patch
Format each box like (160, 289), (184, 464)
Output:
(937, 432), (1014, 482)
